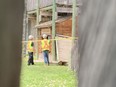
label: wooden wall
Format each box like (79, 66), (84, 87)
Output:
(56, 18), (72, 36)
(39, 0), (52, 8)
(56, 37), (72, 62)
(27, 0), (37, 11)
(27, 0), (78, 11)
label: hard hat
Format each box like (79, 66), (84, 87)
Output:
(29, 35), (34, 40)
(42, 34), (47, 39)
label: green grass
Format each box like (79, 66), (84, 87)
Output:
(20, 58), (77, 87)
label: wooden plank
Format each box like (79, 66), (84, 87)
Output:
(41, 28), (51, 35)
(56, 37), (72, 62)
(27, 10), (36, 14)
(57, 7), (72, 13)
(56, 0), (68, 5)
(56, 18), (72, 36)
(40, 11), (52, 16)
(40, 6), (53, 11)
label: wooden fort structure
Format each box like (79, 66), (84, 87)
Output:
(23, 0), (79, 64)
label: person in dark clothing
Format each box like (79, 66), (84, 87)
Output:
(27, 35), (35, 65)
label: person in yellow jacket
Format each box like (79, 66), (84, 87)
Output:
(27, 35), (35, 65)
(41, 34), (50, 66)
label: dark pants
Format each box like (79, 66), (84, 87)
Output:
(42, 50), (49, 65)
(28, 52), (34, 65)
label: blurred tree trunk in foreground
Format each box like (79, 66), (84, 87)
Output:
(0, 0), (24, 87)
(78, 0), (116, 87)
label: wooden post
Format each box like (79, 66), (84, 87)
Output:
(36, 0), (40, 59)
(36, 0), (40, 24)
(70, 0), (77, 69)
(72, 0), (77, 39)
(52, 0), (56, 61)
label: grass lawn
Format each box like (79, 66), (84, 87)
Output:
(20, 58), (77, 87)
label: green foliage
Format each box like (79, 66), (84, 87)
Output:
(20, 59), (77, 87)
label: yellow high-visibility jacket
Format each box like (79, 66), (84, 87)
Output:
(41, 39), (50, 51)
(27, 41), (34, 52)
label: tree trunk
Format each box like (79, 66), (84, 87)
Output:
(78, 0), (116, 87)
(0, 0), (24, 87)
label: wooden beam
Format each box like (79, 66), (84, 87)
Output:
(36, 0), (40, 59)
(72, 0), (77, 40)
(52, 0), (56, 61)
(27, 10), (36, 14)
(70, 0), (77, 69)
(57, 7), (72, 13)
(36, 0), (40, 24)
(40, 11), (52, 16)
(40, 6), (53, 11)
